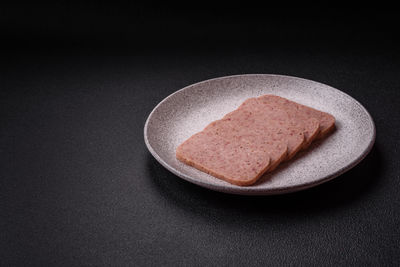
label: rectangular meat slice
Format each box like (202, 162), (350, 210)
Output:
(234, 97), (308, 162)
(258, 95), (335, 141)
(177, 97), (306, 185)
(176, 131), (271, 186)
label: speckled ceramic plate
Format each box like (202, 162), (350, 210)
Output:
(144, 74), (375, 195)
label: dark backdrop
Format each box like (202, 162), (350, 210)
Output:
(1, 4), (399, 266)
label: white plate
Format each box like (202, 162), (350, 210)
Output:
(144, 74), (375, 195)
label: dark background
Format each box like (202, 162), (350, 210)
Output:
(1, 4), (399, 266)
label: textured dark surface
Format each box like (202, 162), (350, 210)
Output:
(1, 5), (400, 266)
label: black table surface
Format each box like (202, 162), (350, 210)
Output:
(1, 6), (400, 266)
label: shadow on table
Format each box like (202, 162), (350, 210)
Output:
(146, 144), (382, 221)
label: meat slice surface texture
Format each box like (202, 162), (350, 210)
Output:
(258, 95), (335, 139)
(176, 131), (271, 186)
(203, 115), (288, 173)
(233, 97), (305, 161)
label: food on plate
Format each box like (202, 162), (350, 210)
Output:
(176, 95), (335, 186)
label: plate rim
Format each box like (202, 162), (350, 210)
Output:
(144, 74), (376, 195)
